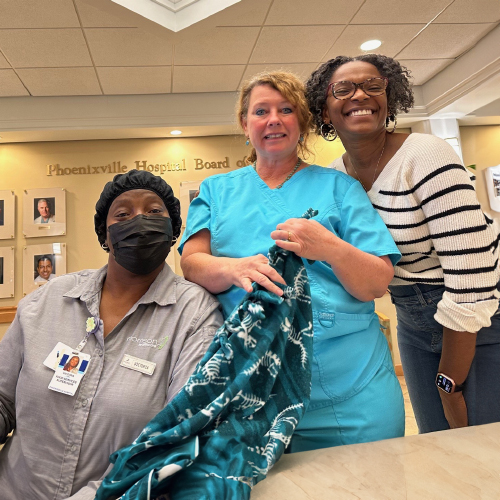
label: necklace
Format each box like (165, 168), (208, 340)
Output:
(253, 158), (302, 189)
(348, 140), (386, 192)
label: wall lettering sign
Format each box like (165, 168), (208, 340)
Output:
(46, 157), (250, 176)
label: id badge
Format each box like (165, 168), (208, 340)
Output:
(48, 350), (91, 396)
(43, 342), (74, 371)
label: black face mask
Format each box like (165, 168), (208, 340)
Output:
(108, 215), (173, 275)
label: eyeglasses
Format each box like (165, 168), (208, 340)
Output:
(326, 77), (388, 100)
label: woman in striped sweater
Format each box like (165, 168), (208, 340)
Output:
(306, 54), (500, 434)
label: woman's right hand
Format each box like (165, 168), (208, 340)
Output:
(228, 254), (286, 296)
(181, 230), (286, 296)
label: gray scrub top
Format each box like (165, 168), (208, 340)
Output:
(0, 264), (223, 499)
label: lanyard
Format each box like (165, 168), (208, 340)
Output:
(75, 316), (100, 352)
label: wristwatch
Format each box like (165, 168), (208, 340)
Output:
(435, 373), (465, 394)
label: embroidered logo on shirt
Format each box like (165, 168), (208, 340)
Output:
(126, 335), (169, 349)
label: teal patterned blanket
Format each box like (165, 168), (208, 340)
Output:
(95, 210), (316, 500)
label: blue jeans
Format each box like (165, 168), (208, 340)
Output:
(389, 283), (500, 433)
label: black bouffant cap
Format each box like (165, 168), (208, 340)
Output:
(94, 169), (181, 251)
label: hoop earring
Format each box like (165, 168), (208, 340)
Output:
(101, 243), (109, 251)
(320, 122), (338, 142)
(245, 138), (250, 146)
(386, 115), (397, 134)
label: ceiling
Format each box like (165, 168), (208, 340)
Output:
(1, 0), (500, 143)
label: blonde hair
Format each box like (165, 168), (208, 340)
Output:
(236, 71), (313, 163)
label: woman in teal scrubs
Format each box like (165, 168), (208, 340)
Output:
(180, 71), (405, 452)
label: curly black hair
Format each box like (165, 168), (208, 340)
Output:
(306, 54), (414, 134)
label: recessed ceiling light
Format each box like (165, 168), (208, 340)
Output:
(170, 130), (182, 135)
(360, 39), (382, 51)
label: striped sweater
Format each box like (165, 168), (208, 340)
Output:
(330, 133), (500, 333)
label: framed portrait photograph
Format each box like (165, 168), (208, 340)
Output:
(23, 188), (66, 238)
(179, 180), (201, 227)
(0, 190), (16, 240)
(0, 246), (15, 299)
(23, 243), (67, 296)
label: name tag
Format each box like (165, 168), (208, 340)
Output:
(120, 354), (156, 376)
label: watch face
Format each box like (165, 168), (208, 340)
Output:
(436, 374), (453, 393)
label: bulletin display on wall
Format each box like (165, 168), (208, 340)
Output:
(179, 180), (201, 228)
(0, 190), (16, 240)
(485, 165), (500, 212)
(0, 246), (15, 299)
(23, 243), (67, 296)
(23, 188), (67, 238)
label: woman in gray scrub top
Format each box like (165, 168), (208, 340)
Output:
(0, 170), (222, 500)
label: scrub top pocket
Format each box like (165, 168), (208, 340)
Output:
(313, 312), (386, 402)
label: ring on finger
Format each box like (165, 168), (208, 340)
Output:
(287, 231), (292, 242)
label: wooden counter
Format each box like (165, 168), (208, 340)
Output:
(252, 423), (500, 500)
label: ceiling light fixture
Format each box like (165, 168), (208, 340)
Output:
(170, 130), (182, 135)
(360, 39), (382, 51)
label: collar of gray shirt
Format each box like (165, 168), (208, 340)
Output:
(63, 264), (178, 317)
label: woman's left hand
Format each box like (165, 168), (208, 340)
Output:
(271, 218), (336, 262)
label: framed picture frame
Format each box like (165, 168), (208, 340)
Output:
(485, 165), (500, 212)
(0, 246), (15, 299)
(23, 188), (67, 238)
(0, 190), (16, 240)
(179, 180), (201, 227)
(23, 243), (67, 296)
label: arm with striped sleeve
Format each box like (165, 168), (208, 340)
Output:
(410, 136), (500, 333)
(409, 135), (499, 428)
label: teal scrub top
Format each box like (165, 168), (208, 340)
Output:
(179, 165), (401, 402)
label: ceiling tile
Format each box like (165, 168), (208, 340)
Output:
(0, 69), (30, 96)
(98, 66), (171, 94)
(75, 0), (137, 28)
(398, 59), (454, 85)
(324, 24), (424, 60)
(0, 29), (92, 68)
(435, 0), (500, 23)
(85, 28), (172, 66)
(351, 0), (450, 24)
(0, 0), (79, 28)
(0, 51), (10, 68)
(251, 26), (344, 64)
(175, 27), (259, 65)
(266, 0), (364, 25)
(241, 63), (317, 83)
(212, 0), (272, 26)
(396, 23), (496, 59)
(16, 67), (101, 96)
(173, 65), (244, 93)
